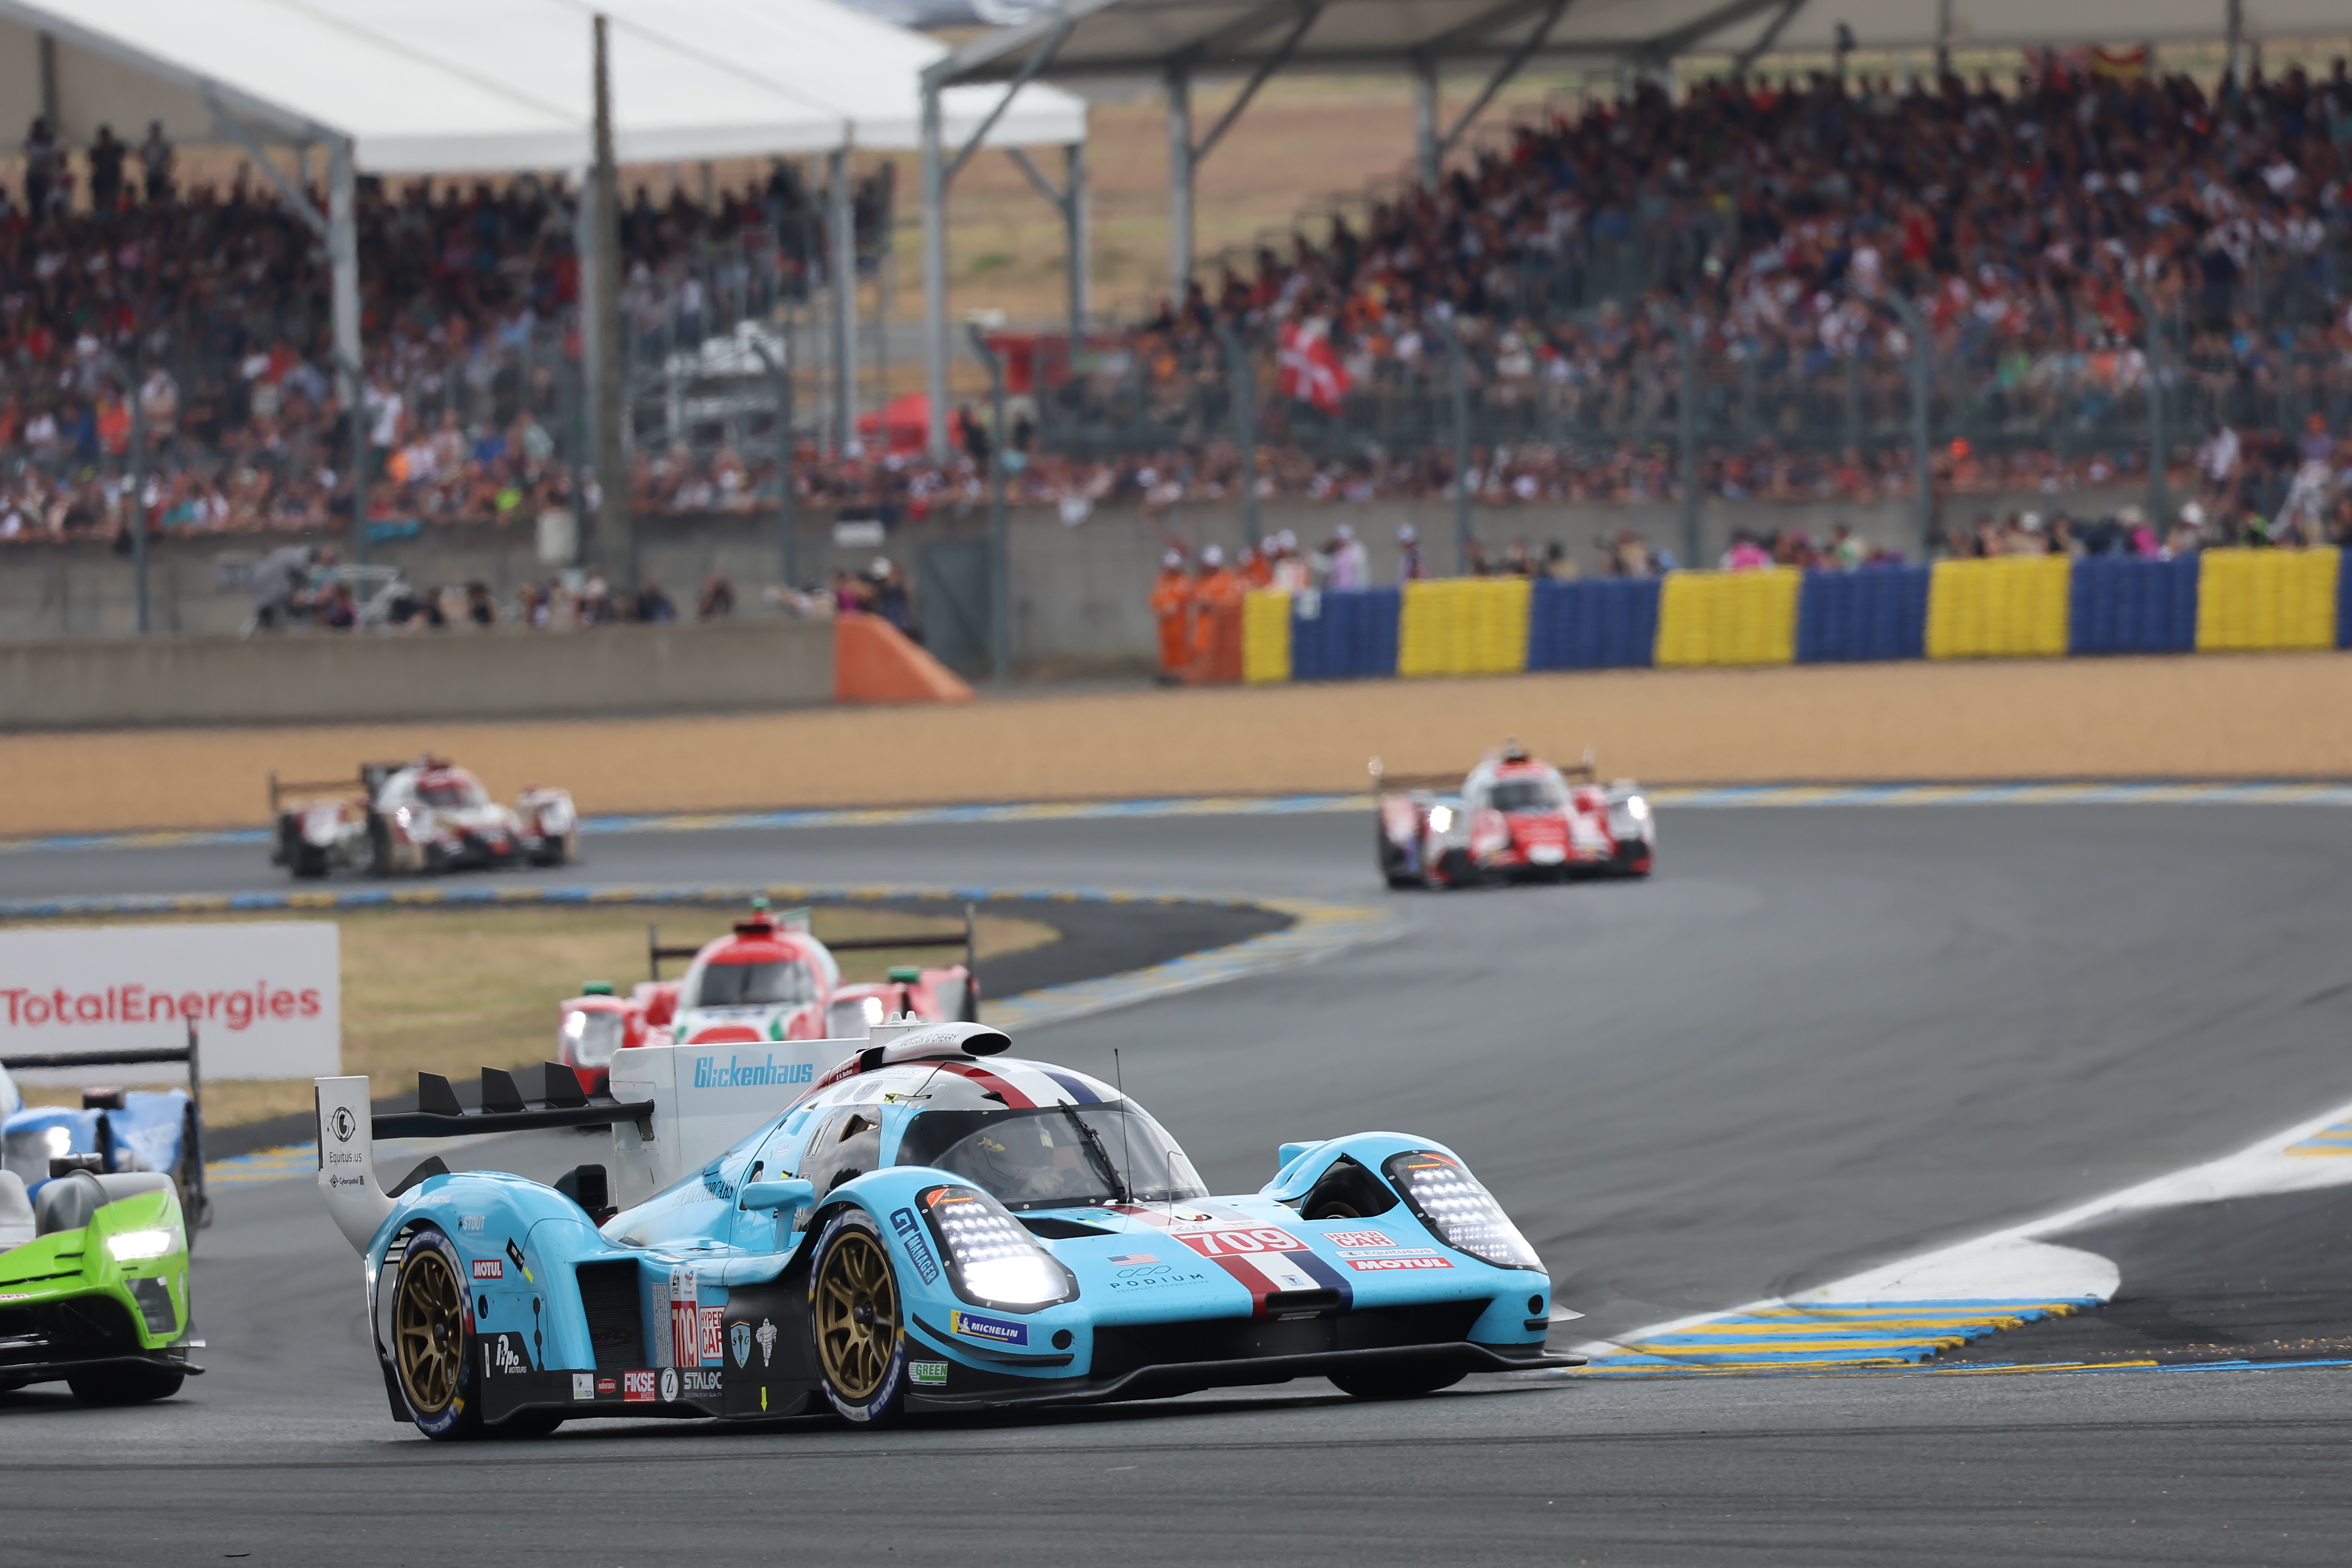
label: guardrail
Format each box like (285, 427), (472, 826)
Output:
(1237, 549), (2352, 682)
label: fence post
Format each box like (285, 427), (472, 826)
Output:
(968, 325), (1012, 684)
(1677, 312), (1699, 569)
(752, 338), (797, 590)
(1434, 313), (1472, 573)
(2125, 278), (2168, 529)
(1890, 293), (1935, 561)
(1213, 318), (1259, 546)
(108, 349), (150, 634)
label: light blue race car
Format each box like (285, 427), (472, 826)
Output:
(314, 1022), (1575, 1437)
(1, 1045), (209, 1227)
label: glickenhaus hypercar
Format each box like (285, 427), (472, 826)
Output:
(269, 757), (577, 880)
(0, 1044), (207, 1403)
(1374, 743), (1653, 888)
(314, 1020), (1573, 1437)
(555, 901), (980, 1092)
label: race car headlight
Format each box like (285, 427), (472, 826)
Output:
(107, 1225), (185, 1263)
(1622, 795), (1650, 822)
(1428, 805), (1454, 833)
(861, 996), (887, 1026)
(2, 1126), (72, 1177)
(918, 1184), (1078, 1311)
(1383, 1151), (1544, 1271)
(562, 1008), (623, 1069)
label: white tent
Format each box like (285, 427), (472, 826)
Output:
(296, 0), (847, 164)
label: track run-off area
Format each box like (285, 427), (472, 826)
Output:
(9, 791), (2352, 1565)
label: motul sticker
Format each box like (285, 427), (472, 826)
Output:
(1346, 1256), (1455, 1272)
(470, 1258), (503, 1279)
(1174, 1226), (1307, 1258)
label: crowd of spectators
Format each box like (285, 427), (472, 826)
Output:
(10, 60), (2352, 557)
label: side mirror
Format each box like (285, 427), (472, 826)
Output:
(738, 1178), (815, 1214)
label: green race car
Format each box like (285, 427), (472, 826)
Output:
(0, 1164), (201, 1403)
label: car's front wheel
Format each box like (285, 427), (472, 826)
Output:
(390, 1227), (482, 1441)
(65, 1363), (185, 1404)
(808, 1210), (908, 1426)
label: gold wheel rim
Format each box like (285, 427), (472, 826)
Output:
(814, 1229), (898, 1404)
(394, 1245), (466, 1416)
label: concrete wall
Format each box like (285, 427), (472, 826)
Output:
(0, 486), (2141, 670)
(0, 619), (834, 730)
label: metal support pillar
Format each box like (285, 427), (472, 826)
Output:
(328, 137), (363, 565)
(1675, 312), (1699, 569)
(969, 326), (1012, 684)
(753, 340), (797, 588)
(921, 82), (949, 460)
(589, 15), (633, 587)
(1413, 56), (1440, 190)
(107, 350), (150, 632)
(1435, 314), (1472, 573)
(1892, 294), (1935, 559)
(2126, 279), (2169, 529)
(2225, 0), (2243, 87)
(830, 148), (859, 454)
(1214, 319), (1258, 545)
(1065, 142), (1091, 342)
(1167, 64), (1194, 298)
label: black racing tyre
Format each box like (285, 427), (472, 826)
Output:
(173, 1107), (208, 1240)
(367, 812), (394, 877)
(1329, 1365), (1466, 1400)
(808, 1209), (908, 1426)
(291, 842), (328, 879)
(66, 1363), (185, 1404)
(1436, 848), (1481, 888)
(390, 1227), (483, 1441)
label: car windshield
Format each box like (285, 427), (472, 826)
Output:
(692, 959), (816, 1008)
(896, 1104), (1208, 1211)
(416, 778), (486, 808)
(1488, 777), (1562, 813)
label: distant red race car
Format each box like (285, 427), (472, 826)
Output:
(554, 902), (980, 1091)
(1374, 742), (1654, 888)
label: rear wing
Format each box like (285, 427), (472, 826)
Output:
(313, 1040), (863, 1250)
(268, 760), (408, 815)
(1368, 757), (1461, 796)
(2, 1022), (208, 1225)
(648, 904), (978, 987)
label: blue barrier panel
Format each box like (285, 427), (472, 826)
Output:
(1795, 565), (1929, 662)
(1526, 577), (1662, 670)
(2069, 554), (2199, 655)
(1290, 588), (1399, 680)
(2341, 548), (2352, 650)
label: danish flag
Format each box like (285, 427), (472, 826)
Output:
(1278, 321), (1351, 414)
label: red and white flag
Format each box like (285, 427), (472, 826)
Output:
(1278, 321), (1351, 414)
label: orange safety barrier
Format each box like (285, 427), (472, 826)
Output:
(833, 613), (975, 704)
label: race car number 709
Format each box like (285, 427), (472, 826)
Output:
(1175, 1227), (1306, 1257)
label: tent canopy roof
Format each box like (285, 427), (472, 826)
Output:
(937, 0), (2345, 83)
(601, 0), (1087, 151)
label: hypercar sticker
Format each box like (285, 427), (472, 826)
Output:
(1321, 1230), (1396, 1249)
(947, 1309), (1029, 1347)
(699, 1305), (724, 1364)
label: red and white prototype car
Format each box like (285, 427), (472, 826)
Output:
(269, 757), (577, 880)
(554, 901), (980, 1091)
(1374, 743), (1653, 888)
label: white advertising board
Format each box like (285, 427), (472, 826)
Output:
(0, 922), (340, 1080)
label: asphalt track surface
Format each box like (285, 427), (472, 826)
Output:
(9, 804), (2352, 1564)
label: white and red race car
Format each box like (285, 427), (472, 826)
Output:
(269, 757), (577, 880)
(554, 901), (979, 1092)
(1374, 742), (1653, 888)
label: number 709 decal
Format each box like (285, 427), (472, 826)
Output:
(1176, 1227), (1307, 1257)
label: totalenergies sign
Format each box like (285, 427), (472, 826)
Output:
(0, 921), (339, 1080)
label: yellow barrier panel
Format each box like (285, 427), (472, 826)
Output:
(1396, 578), (1534, 677)
(2195, 547), (2339, 652)
(1924, 555), (2072, 659)
(1241, 590), (1293, 684)
(1653, 569), (1800, 668)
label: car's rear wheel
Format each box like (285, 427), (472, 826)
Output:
(809, 1210), (907, 1426)
(391, 1227), (482, 1441)
(1330, 1365), (1465, 1400)
(65, 1363), (185, 1404)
